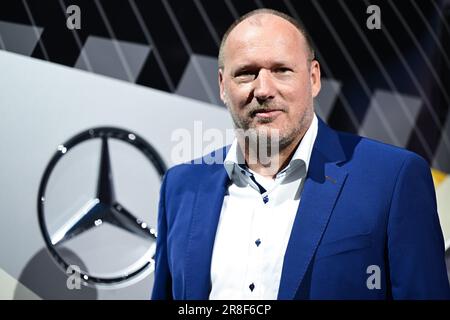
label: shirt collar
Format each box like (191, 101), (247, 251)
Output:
(224, 113), (318, 182)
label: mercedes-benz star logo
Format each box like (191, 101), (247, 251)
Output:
(38, 127), (166, 285)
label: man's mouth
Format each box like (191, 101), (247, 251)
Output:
(252, 109), (284, 119)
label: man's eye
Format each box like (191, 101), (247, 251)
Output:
(274, 67), (291, 73)
(235, 72), (256, 81)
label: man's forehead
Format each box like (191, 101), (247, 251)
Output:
(225, 14), (305, 53)
(227, 13), (302, 43)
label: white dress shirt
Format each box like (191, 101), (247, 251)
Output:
(209, 114), (319, 300)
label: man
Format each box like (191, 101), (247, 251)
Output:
(152, 9), (450, 299)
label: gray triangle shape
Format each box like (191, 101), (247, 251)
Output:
(176, 54), (222, 106)
(0, 20), (43, 56)
(75, 36), (151, 82)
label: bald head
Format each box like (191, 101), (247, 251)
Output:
(218, 9), (315, 70)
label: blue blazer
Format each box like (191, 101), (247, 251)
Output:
(152, 117), (450, 299)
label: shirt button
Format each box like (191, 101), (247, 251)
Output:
(255, 238), (261, 247)
(249, 283), (255, 292)
(263, 195), (269, 203)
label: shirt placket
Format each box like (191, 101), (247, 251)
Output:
(243, 195), (268, 299)
(237, 167), (286, 299)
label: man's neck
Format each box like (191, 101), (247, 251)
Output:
(237, 130), (304, 180)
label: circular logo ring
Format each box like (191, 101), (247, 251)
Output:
(37, 127), (166, 285)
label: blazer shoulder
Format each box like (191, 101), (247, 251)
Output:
(335, 130), (428, 168)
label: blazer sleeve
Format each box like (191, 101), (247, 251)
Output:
(151, 171), (173, 300)
(387, 153), (450, 299)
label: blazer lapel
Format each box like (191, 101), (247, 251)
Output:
(184, 164), (229, 299)
(277, 118), (349, 299)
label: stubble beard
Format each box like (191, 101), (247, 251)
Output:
(226, 98), (314, 154)
(224, 94), (314, 171)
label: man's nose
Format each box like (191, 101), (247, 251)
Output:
(253, 69), (276, 102)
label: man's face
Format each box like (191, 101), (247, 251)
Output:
(219, 14), (321, 149)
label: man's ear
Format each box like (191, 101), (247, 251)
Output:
(218, 68), (226, 103)
(310, 60), (321, 98)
